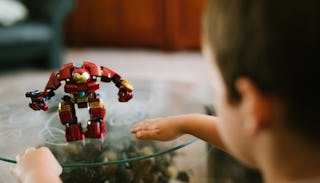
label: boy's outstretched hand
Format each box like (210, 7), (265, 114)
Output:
(130, 117), (183, 141)
(131, 114), (225, 150)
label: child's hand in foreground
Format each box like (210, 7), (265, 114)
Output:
(130, 117), (183, 141)
(11, 147), (62, 183)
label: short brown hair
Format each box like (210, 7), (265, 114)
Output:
(203, 0), (320, 141)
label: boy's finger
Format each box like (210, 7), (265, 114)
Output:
(131, 120), (155, 132)
(130, 121), (146, 132)
(25, 147), (36, 154)
(15, 153), (23, 163)
(136, 129), (158, 140)
(130, 126), (140, 133)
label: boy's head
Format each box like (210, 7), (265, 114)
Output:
(203, 0), (320, 164)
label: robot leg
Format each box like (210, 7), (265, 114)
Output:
(85, 98), (106, 138)
(59, 96), (84, 141)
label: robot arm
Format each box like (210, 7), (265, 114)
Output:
(117, 80), (133, 102)
(26, 71), (61, 111)
(100, 66), (133, 102)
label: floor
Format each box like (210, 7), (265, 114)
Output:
(0, 47), (213, 183)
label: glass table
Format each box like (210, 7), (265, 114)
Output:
(0, 79), (212, 183)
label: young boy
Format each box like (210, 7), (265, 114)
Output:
(132, 0), (320, 182)
(12, 0), (320, 182)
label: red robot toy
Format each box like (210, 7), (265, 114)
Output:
(26, 61), (133, 142)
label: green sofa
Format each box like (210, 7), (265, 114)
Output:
(0, 0), (74, 70)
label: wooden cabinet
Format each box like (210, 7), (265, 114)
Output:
(65, 0), (206, 50)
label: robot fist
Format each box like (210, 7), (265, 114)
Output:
(118, 80), (133, 102)
(26, 91), (50, 111)
(28, 97), (49, 111)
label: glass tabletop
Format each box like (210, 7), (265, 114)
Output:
(0, 79), (210, 168)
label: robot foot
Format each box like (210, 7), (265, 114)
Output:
(65, 123), (84, 142)
(85, 120), (106, 139)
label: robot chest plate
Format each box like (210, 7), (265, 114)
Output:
(64, 82), (99, 94)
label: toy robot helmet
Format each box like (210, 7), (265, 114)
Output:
(72, 68), (90, 84)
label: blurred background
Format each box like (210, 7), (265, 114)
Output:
(0, 0), (206, 70)
(66, 0), (205, 51)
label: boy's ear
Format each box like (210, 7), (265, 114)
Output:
(235, 77), (272, 135)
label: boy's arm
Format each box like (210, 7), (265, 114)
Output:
(11, 147), (63, 183)
(131, 113), (226, 150)
(179, 114), (225, 150)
